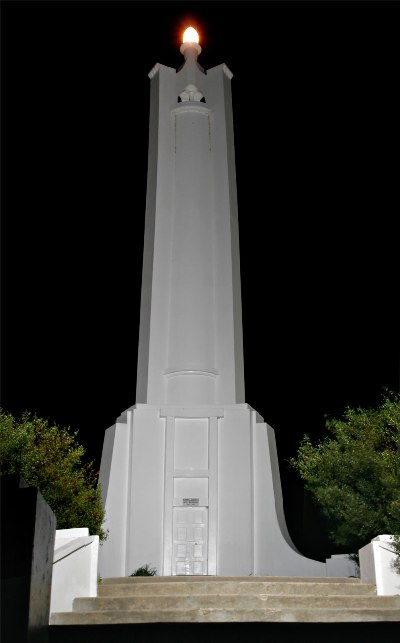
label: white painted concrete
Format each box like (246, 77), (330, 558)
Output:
(359, 535), (400, 595)
(50, 528), (99, 614)
(136, 52), (244, 408)
(99, 36), (329, 578)
(99, 403), (326, 578)
(325, 554), (359, 578)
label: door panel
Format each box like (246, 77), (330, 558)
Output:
(173, 506), (208, 575)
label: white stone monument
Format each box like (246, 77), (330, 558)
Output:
(99, 27), (326, 578)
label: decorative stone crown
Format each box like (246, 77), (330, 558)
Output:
(179, 83), (204, 103)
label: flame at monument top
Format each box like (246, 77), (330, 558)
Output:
(183, 27), (199, 44)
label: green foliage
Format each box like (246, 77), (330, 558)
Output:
(290, 392), (400, 556)
(392, 535), (400, 573)
(130, 564), (158, 576)
(0, 408), (106, 540)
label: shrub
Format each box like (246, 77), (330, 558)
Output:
(290, 392), (400, 562)
(0, 408), (106, 540)
(130, 564), (157, 576)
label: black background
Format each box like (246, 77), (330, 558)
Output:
(2, 0), (399, 559)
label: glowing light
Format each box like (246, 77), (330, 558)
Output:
(183, 27), (199, 44)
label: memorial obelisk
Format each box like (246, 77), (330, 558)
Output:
(99, 27), (325, 577)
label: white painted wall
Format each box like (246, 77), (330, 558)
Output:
(359, 535), (400, 595)
(217, 406), (253, 574)
(136, 51), (244, 408)
(98, 415), (132, 577)
(50, 528), (99, 615)
(325, 554), (359, 578)
(99, 404), (328, 578)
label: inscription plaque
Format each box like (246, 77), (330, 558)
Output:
(183, 498), (200, 506)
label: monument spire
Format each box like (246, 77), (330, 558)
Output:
(135, 24), (244, 408)
(99, 27), (328, 579)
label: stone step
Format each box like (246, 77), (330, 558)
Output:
(74, 593), (400, 612)
(102, 575), (360, 584)
(98, 580), (375, 597)
(51, 576), (400, 626)
(51, 606), (400, 624)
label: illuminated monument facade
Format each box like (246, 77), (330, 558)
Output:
(99, 28), (326, 577)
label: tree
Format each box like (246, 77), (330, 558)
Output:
(289, 392), (400, 561)
(0, 409), (106, 540)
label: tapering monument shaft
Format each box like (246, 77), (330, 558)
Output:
(99, 28), (327, 578)
(136, 39), (244, 407)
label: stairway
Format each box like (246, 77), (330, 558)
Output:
(51, 575), (400, 625)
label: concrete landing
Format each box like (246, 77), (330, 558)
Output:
(51, 576), (400, 625)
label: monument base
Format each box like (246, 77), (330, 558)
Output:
(99, 404), (326, 578)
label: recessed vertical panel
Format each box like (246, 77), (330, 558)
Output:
(194, 527), (203, 540)
(174, 418), (209, 470)
(167, 106), (216, 407)
(193, 544), (203, 557)
(177, 527), (187, 540)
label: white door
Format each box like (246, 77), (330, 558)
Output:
(172, 506), (208, 575)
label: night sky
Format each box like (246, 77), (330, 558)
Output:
(2, 1), (399, 558)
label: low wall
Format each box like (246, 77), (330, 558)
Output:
(325, 554), (359, 578)
(1, 476), (56, 643)
(50, 528), (99, 614)
(359, 535), (400, 596)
